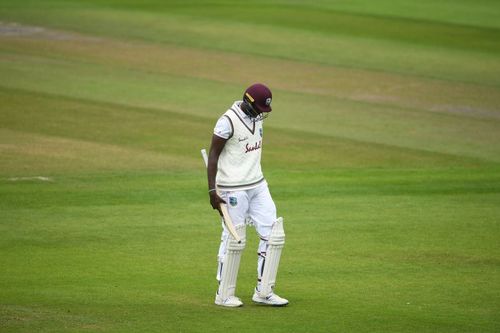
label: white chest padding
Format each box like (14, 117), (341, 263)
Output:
(218, 224), (246, 301)
(259, 217), (285, 297)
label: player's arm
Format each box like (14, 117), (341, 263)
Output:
(207, 134), (227, 215)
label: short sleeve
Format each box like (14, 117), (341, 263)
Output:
(213, 116), (232, 139)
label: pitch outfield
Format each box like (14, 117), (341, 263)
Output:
(1, 1), (499, 332)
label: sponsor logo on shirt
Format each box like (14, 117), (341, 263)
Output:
(245, 140), (262, 153)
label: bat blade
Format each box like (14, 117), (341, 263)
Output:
(201, 149), (208, 167)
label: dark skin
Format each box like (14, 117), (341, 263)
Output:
(207, 134), (228, 216)
(208, 102), (260, 216)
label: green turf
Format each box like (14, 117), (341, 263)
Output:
(1, 1), (499, 332)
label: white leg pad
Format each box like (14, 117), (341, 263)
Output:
(259, 217), (285, 297)
(218, 224), (246, 301)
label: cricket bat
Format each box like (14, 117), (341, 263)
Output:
(201, 148), (242, 243)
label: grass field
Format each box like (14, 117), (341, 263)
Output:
(1, 1), (500, 332)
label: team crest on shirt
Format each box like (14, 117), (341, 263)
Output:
(229, 196), (238, 207)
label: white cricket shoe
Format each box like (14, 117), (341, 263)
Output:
(252, 289), (289, 306)
(215, 293), (243, 307)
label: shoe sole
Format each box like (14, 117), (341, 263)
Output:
(215, 301), (243, 307)
(252, 298), (288, 307)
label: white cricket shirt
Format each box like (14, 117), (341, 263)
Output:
(213, 101), (265, 190)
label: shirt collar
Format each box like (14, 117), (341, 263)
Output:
(234, 101), (251, 120)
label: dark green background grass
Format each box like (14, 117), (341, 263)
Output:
(1, 1), (499, 332)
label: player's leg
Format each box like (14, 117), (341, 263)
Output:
(248, 183), (288, 306)
(214, 190), (249, 307)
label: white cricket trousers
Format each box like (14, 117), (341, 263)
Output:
(216, 181), (277, 282)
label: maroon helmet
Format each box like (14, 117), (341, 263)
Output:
(242, 83), (272, 121)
